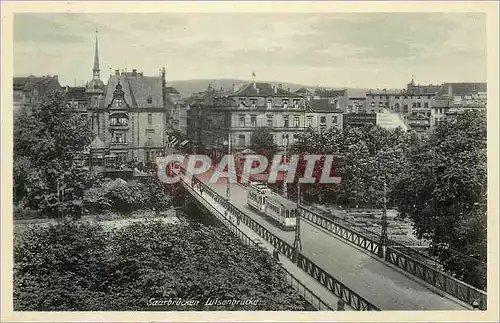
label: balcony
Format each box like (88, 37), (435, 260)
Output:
(109, 124), (129, 130)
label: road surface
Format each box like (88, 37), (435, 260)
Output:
(188, 169), (469, 310)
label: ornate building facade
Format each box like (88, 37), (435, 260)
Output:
(86, 31), (170, 167)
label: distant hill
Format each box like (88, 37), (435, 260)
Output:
(167, 78), (369, 98)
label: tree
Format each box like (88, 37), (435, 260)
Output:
(250, 127), (278, 156)
(13, 221), (110, 311)
(392, 111), (487, 289)
(14, 220), (308, 311)
(13, 91), (94, 218)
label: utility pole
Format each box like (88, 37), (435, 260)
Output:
(283, 134), (288, 198)
(224, 135), (231, 220)
(378, 180), (388, 259)
(293, 183), (303, 263)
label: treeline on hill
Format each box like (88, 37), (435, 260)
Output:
(13, 220), (308, 311)
(286, 111), (487, 290)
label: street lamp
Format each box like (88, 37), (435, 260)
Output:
(378, 180), (388, 259)
(282, 134), (289, 198)
(293, 183), (303, 262)
(223, 136), (231, 220)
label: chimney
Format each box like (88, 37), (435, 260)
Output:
(256, 87), (260, 94)
(273, 85), (277, 94)
(252, 82), (257, 90)
(115, 69), (120, 76)
(65, 85), (69, 92)
(447, 83), (453, 97)
(132, 69), (137, 76)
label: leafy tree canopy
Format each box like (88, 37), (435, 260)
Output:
(392, 111), (487, 289)
(250, 127), (278, 157)
(14, 220), (308, 311)
(13, 91), (94, 218)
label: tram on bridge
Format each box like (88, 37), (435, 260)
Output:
(247, 182), (297, 230)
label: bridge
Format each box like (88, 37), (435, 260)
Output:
(172, 161), (486, 311)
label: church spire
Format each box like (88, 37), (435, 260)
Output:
(93, 28), (100, 80)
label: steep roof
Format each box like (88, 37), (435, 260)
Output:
(165, 86), (180, 94)
(309, 99), (342, 113)
(103, 74), (163, 108)
(315, 89), (346, 98)
(437, 82), (487, 97)
(64, 87), (88, 100)
(14, 75), (62, 93)
(232, 82), (299, 97)
(90, 136), (107, 149)
(295, 87), (314, 94)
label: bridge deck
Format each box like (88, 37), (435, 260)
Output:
(189, 169), (469, 311)
(183, 180), (353, 310)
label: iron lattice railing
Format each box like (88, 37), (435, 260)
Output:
(179, 166), (380, 311)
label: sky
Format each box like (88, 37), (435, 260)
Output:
(13, 12), (487, 89)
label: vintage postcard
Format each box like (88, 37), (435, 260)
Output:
(1, 1), (499, 322)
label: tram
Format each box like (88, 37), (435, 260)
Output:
(246, 182), (297, 230)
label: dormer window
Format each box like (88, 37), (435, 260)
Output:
(147, 96), (153, 104)
(115, 99), (123, 108)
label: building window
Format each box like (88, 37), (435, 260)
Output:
(239, 115), (246, 127)
(424, 102), (429, 108)
(379, 102), (383, 107)
(147, 96), (153, 104)
(112, 132), (126, 143)
(320, 116), (326, 124)
(403, 105), (409, 113)
(417, 102), (421, 108)
(250, 115), (257, 127)
(320, 125), (327, 132)
(148, 113), (153, 125)
(428, 95), (431, 99)
(283, 116), (289, 128)
(307, 116), (313, 127)
(238, 134), (245, 147)
(395, 103), (400, 112)
(282, 134), (289, 145)
(293, 99), (299, 108)
(371, 102), (375, 108)
(412, 103), (417, 108)
(239, 99), (246, 107)
(115, 99), (123, 108)
(294, 116), (300, 127)
(379, 96), (383, 99)
(282, 99), (289, 109)
(332, 115), (338, 124)
(251, 99), (256, 108)
(267, 99), (272, 109)
(395, 96), (400, 99)
(267, 115), (273, 127)
(145, 129), (155, 134)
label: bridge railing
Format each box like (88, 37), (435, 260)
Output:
(298, 206), (381, 256)
(179, 167), (380, 311)
(385, 246), (487, 310)
(180, 173), (333, 311)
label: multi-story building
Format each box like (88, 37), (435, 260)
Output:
(365, 79), (441, 133)
(186, 82), (307, 151)
(13, 75), (62, 113)
(430, 82), (487, 128)
(313, 88), (348, 111)
(305, 99), (344, 134)
(64, 86), (89, 117)
(85, 31), (170, 167)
